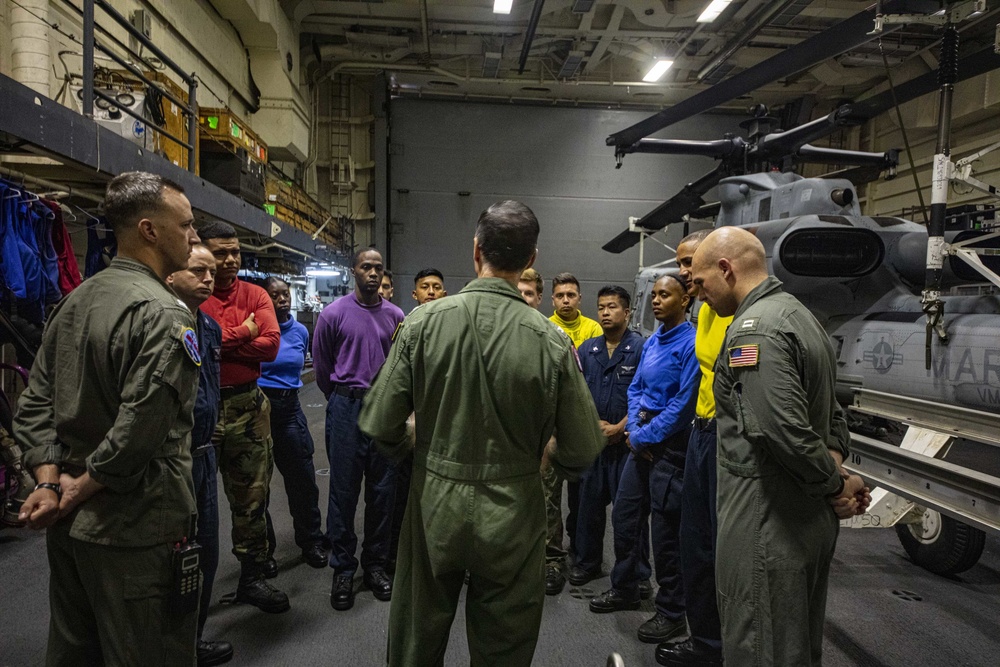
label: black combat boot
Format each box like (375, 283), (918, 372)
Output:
(235, 564), (290, 613)
(545, 563), (566, 595)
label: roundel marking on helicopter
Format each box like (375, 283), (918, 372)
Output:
(862, 337), (902, 374)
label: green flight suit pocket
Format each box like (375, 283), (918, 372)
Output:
(718, 381), (766, 478)
(121, 570), (177, 666)
(733, 382), (763, 440)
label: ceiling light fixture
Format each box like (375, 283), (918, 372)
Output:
(696, 0), (733, 24)
(642, 59), (674, 82)
(494, 0), (513, 15)
(307, 269), (341, 278)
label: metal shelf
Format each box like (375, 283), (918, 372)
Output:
(0, 73), (335, 262)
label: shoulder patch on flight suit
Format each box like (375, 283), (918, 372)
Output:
(737, 317), (760, 332)
(728, 344), (759, 368)
(181, 326), (202, 366)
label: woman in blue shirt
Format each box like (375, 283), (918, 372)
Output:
(589, 273), (700, 647)
(260, 277), (327, 570)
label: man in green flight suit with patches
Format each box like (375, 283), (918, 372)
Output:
(15, 172), (203, 665)
(359, 200), (605, 666)
(690, 227), (870, 667)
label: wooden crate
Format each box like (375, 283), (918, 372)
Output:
(263, 171), (344, 248)
(149, 71), (196, 172)
(265, 174), (295, 206)
(199, 107), (268, 164)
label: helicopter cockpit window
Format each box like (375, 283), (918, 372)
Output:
(758, 197), (771, 222)
(779, 229), (884, 277)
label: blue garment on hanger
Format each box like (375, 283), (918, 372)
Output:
(30, 203), (63, 304)
(13, 199), (43, 303)
(85, 216), (116, 278)
(0, 183), (28, 299)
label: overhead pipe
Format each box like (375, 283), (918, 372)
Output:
(518, 0), (546, 74)
(697, 0), (802, 82)
(319, 60), (698, 88)
(240, 241), (316, 260)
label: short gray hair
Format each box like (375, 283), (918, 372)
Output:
(103, 171), (184, 233)
(680, 228), (712, 246)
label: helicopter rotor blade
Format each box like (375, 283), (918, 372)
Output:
(602, 166), (726, 254)
(621, 137), (745, 158)
(817, 165), (887, 187)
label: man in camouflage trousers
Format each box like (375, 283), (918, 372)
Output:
(199, 221), (288, 613)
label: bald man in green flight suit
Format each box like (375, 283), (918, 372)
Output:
(691, 227), (870, 667)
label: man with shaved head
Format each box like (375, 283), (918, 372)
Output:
(689, 227), (869, 667)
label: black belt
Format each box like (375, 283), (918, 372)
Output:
(694, 417), (716, 431)
(220, 381), (257, 398)
(260, 386), (298, 399)
(637, 409), (661, 426)
(330, 384), (368, 400)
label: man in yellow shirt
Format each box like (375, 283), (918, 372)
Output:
(542, 272), (603, 593)
(549, 273), (603, 346)
(658, 230), (731, 667)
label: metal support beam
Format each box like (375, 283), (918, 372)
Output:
(82, 0), (95, 118)
(696, 0), (803, 82)
(845, 434), (1000, 536)
(852, 389), (1000, 447)
(583, 3), (623, 75)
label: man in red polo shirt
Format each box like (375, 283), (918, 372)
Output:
(199, 221), (289, 613)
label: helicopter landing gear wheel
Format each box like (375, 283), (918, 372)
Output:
(895, 509), (985, 576)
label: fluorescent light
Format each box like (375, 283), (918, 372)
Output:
(307, 269), (341, 277)
(642, 59), (674, 82)
(494, 0), (513, 14)
(697, 0), (732, 23)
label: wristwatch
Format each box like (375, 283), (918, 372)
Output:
(34, 482), (62, 498)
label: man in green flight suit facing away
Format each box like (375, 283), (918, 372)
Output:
(15, 172), (203, 665)
(359, 200), (605, 666)
(690, 227), (870, 667)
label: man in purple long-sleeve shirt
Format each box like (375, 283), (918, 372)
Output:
(312, 248), (404, 612)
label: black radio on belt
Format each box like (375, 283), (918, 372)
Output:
(170, 538), (202, 614)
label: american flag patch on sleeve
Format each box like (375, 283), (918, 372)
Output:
(728, 344), (759, 368)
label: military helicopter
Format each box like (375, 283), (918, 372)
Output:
(603, 2), (1000, 575)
